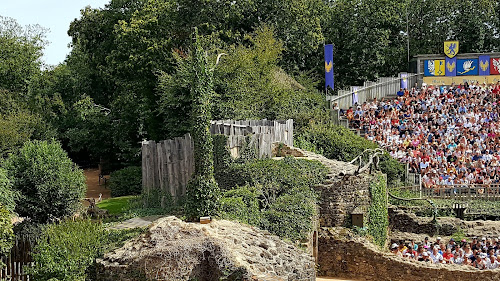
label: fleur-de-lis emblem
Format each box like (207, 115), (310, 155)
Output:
(480, 60), (489, 72)
(325, 61), (333, 73)
(446, 61), (455, 72)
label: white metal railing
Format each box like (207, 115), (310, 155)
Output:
(328, 72), (423, 110)
(397, 184), (500, 200)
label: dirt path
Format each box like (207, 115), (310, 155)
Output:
(84, 168), (111, 200)
(316, 277), (362, 281)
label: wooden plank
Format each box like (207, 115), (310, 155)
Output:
(164, 140), (174, 199)
(141, 141), (149, 193)
(156, 142), (164, 193)
(171, 139), (180, 199)
(179, 136), (187, 195)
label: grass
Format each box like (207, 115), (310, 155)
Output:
(97, 196), (137, 215)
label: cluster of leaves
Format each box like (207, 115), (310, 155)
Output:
(214, 138), (328, 240)
(2, 140), (86, 223)
(367, 173), (389, 249)
(295, 122), (404, 185)
(109, 166), (142, 197)
(27, 219), (144, 281)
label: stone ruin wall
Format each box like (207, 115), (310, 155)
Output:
(316, 172), (373, 228)
(273, 143), (374, 229)
(318, 227), (500, 281)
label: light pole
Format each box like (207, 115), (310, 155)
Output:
(406, 4), (409, 67)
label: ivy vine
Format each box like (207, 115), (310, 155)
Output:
(367, 173), (389, 249)
(185, 28), (221, 220)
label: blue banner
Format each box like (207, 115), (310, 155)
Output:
(479, 55), (490, 76)
(445, 57), (456, 77)
(457, 59), (478, 76)
(400, 73), (408, 89)
(424, 60), (434, 76)
(324, 44), (334, 91)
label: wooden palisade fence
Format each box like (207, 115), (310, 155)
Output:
(142, 119), (293, 200)
(0, 237), (34, 281)
(142, 134), (195, 200)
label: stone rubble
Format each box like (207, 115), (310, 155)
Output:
(97, 216), (315, 281)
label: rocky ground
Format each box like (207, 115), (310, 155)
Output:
(97, 216), (316, 281)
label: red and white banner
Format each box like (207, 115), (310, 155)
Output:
(490, 58), (500, 75)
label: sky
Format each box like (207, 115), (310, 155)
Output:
(2, 0), (110, 66)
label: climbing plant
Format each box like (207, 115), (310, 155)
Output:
(367, 173), (388, 249)
(185, 28), (221, 220)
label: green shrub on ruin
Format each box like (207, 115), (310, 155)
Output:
(295, 122), (404, 185)
(217, 156), (326, 241)
(219, 185), (260, 226)
(367, 173), (388, 249)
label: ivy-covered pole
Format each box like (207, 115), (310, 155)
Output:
(185, 28), (220, 220)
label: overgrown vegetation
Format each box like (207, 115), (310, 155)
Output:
(3, 140), (86, 223)
(28, 220), (144, 281)
(0, 205), (14, 256)
(367, 173), (388, 249)
(214, 137), (328, 240)
(0, 168), (19, 212)
(295, 122), (404, 185)
(184, 28), (221, 221)
(109, 166), (142, 197)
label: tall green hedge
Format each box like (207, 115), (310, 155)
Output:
(367, 173), (388, 249)
(295, 122), (404, 185)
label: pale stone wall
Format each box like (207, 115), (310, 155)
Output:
(318, 227), (500, 281)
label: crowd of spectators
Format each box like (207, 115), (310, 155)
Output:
(391, 236), (500, 269)
(344, 82), (500, 190)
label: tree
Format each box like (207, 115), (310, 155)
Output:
(185, 28), (220, 220)
(0, 16), (46, 93)
(0, 90), (56, 158)
(65, 0), (325, 163)
(3, 140), (86, 223)
(159, 25), (328, 133)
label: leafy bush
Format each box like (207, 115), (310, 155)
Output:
(110, 166), (142, 197)
(3, 140), (86, 223)
(0, 168), (19, 212)
(219, 185), (260, 226)
(217, 157), (327, 241)
(261, 187), (317, 241)
(28, 220), (144, 281)
(295, 122), (404, 185)
(0, 205), (14, 255)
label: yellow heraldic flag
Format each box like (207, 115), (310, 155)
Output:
(447, 61), (456, 72)
(325, 61), (333, 73)
(444, 41), (459, 58)
(434, 60), (445, 76)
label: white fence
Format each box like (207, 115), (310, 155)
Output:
(328, 73), (422, 110)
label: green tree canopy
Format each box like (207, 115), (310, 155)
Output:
(3, 140), (86, 223)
